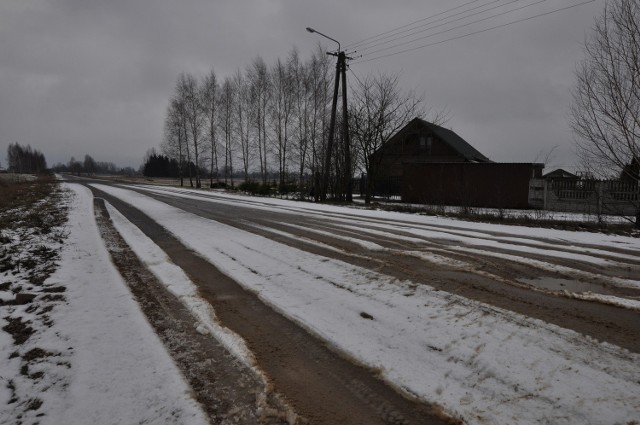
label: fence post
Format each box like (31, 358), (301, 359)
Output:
(543, 180), (548, 210)
(597, 181), (603, 217)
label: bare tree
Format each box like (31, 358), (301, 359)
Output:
(270, 57), (294, 188)
(349, 73), (426, 205)
(308, 46), (332, 199)
(162, 96), (188, 186)
(570, 0), (639, 224)
(290, 48), (313, 196)
(234, 68), (252, 182)
(219, 76), (235, 185)
(179, 73), (205, 188)
(247, 57), (270, 183)
(202, 69), (219, 187)
(172, 76), (194, 187)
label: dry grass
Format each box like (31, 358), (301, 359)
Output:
(0, 175), (56, 213)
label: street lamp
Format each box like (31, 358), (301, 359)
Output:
(306, 27), (352, 202)
(306, 27), (340, 52)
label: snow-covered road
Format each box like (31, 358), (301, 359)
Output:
(91, 183), (640, 425)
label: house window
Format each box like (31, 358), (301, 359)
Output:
(419, 136), (432, 155)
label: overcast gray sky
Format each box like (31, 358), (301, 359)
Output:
(0, 0), (603, 171)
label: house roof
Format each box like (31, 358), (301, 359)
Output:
(398, 118), (492, 163)
(543, 168), (579, 179)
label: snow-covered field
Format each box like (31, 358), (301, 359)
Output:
(0, 184), (207, 424)
(92, 183), (640, 425)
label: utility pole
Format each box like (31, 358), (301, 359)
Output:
(306, 27), (352, 202)
(340, 51), (352, 202)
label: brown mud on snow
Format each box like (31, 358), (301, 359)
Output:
(94, 198), (294, 425)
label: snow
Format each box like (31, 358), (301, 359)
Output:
(0, 184), (208, 424)
(103, 201), (262, 373)
(128, 184), (640, 248)
(254, 220), (640, 310)
(93, 183), (640, 425)
(136, 184), (640, 300)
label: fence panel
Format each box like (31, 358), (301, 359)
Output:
(529, 179), (638, 216)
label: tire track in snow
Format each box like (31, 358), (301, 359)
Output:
(90, 183), (640, 424)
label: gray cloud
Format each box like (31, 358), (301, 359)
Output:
(0, 0), (601, 171)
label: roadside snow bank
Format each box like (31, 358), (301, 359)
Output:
(26, 184), (207, 425)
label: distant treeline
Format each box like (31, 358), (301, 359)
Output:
(51, 155), (137, 176)
(142, 153), (179, 177)
(6, 143), (48, 174)
(141, 151), (200, 178)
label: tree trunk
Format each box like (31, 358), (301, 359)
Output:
(365, 175), (374, 205)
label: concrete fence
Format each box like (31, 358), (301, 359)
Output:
(529, 179), (639, 216)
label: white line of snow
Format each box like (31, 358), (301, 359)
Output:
(405, 249), (640, 310)
(332, 222), (437, 244)
(93, 183), (640, 425)
(244, 222), (349, 254)
(446, 246), (640, 291)
(358, 222), (620, 265)
(264, 216), (640, 298)
(567, 292), (640, 310)
(328, 215), (640, 262)
(104, 201), (263, 372)
(276, 221), (386, 251)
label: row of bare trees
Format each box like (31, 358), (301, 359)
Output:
(160, 46), (428, 202)
(162, 47), (334, 193)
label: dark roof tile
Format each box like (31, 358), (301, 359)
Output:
(413, 118), (491, 162)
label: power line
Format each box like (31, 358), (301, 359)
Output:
(352, 0), (595, 65)
(346, 0), (505, 53)
(345, 0), (484, 50)
(348, 67), (367, 90)
(348, 0), (535, 56)
(354, 0), (549, 59)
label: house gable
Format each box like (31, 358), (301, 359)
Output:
(374, 117), (491, 179)
(543, 168), (579, 180)
(378, 117), (491, 163)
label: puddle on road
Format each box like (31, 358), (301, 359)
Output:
(518, 277), (606, 294)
